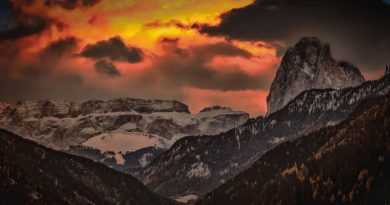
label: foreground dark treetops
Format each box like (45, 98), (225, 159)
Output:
(0, 129), (175, 205)
(198, 95), (390, 205)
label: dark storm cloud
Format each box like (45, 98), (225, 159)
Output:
(80, 36), (144, 63)
(0, 45), (119, 103)
(94, 59), (121, 77)
(39, 36), (78, 60)
(0, 66), (114, 103)
(200, 42), (252, 58)
(81, 0), (100, 7)
(198, 0), (390, 74)
(0, 13), (48, 40)
(44, 0), (101, 10)
(153, 41), (271, 91)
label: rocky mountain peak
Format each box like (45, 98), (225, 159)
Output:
(266, 37), (365, 114)
(199, 105), (232, 113)
(385, 64), (390, 76)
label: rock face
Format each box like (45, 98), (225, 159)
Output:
(266, 37), (365, 114)
(0, 98), (248, 172)
(198, 95), (390, 205)
(0, 129), (175, 205)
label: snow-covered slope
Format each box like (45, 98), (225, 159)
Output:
(0, 98), (248, 170)
(82, 132), (168, 165)
(266, 37), (365, 114)
(83, 132), (168, 154)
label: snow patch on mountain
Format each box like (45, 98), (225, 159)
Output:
(82, 132), (168, 165)
(174, 195), (199, 203)
(83, 132), (167, 153)
(139, 153), (154, 167)
(80, 127), (98, 135)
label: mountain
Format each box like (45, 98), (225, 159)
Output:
(266, 37), (365, 114)
(198, 94), (390, 205)
(0, 129), (176, 205)
(0, 98), (248, 171)
(139, 73), (389, 199)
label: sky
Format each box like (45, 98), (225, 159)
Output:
(0, 0), (389, 117)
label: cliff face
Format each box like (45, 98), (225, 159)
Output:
(266, 37), (365, 114)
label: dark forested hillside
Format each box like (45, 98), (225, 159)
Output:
(140, 74), (389, 198)
(199, 95), (390, 205)
(0, 129), (176, 205)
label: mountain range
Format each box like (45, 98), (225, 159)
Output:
(0, 99), (248, 172)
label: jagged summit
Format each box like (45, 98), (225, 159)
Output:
(199, 105), (232, 113)
(385, 64), (390, 76)
(266, 37), (365, 114)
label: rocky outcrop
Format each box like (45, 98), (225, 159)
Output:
(266, 37), (365, 114)
(199, 106), (232, 113)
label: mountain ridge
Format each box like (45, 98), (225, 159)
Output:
(139, 72), (389, 198)
(198, 94), (390, 205)
(0, 128), (176, 205)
